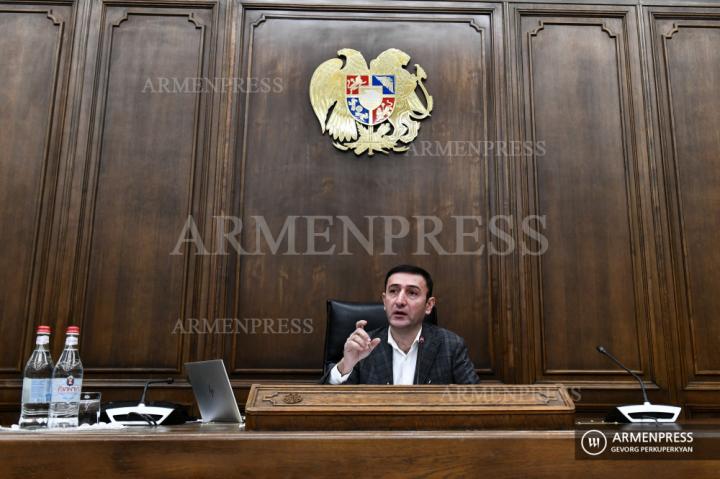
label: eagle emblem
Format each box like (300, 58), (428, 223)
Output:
(309, 48), (433, 156)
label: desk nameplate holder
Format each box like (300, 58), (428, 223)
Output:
(245, 384), (575, 431)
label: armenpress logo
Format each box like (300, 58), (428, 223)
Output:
(581, 429), (608, 456)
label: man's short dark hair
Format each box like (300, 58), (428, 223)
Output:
(384, 264), (434, 299)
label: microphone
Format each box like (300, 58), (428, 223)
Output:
(596, 346), (680, 423)
(596, 346), (649, 404)
(414, 336), (425, 385)
(139, 378), (174, 406)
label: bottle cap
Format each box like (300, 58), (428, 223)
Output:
(67, 326), (80, 334)
(37, 325), (51, 334)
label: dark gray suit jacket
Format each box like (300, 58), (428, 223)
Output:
(321, 323), (480, 385)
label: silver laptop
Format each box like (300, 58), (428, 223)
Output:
(185, 360), (243, 423)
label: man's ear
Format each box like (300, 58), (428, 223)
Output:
(425, 297), (436, 315)
(381, 292), (386, 310)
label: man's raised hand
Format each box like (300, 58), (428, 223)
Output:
(337, 320), (382, 375)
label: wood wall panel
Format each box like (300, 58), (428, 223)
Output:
(648, 9), (720, 408)
(74, 4), (216, 372)
(1, 0), (720, 422)
(511, 5), (667, 404)
(226, 6), (505, 380)
(529, 19), (642, 372)
(0, 3), (74, 372)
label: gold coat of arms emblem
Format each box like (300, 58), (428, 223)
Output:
(309, 48), (433, 156)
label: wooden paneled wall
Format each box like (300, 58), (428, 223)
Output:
(1, 0), (719, 423)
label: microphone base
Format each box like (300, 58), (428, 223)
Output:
(102, 401), (192, 425)
(605, 403), (681, 423)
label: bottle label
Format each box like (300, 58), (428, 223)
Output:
(51, 376), (82, 403)
(65, 336), (78, 346)
(36, 336), (49, 345)
(22, 378), (52, 404)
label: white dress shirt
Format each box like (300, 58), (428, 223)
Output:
(329, 327), (422, 385)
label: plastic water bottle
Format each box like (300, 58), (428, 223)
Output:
(48, 326), (83, 428)
(19, 326), (54, 429)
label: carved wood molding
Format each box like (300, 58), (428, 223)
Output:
(663, 21), (720, 39)
(528, 19), (619, 38)
(109, 8), (208, 29)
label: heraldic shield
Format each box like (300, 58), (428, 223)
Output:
(345, 75), (396, 126)
(309, 48), (433, 156)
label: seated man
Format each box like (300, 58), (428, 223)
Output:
(322, 264), (480, 385)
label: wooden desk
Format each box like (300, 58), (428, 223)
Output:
(245, 384), (575, 430)
(1, 424), (718, 478)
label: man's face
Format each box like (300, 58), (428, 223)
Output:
(382, 272), (436, 331)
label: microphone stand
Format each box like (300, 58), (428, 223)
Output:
(596, 346), (680, 423)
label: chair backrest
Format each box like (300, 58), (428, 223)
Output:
(323, 300), (438, 373)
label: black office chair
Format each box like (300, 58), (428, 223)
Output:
(323, 300), (438, 374)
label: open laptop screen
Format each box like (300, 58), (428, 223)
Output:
(185, 360), (243, 423)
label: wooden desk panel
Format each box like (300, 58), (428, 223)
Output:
(245, 384), (575, 430)
(1, 425), (718, 478)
